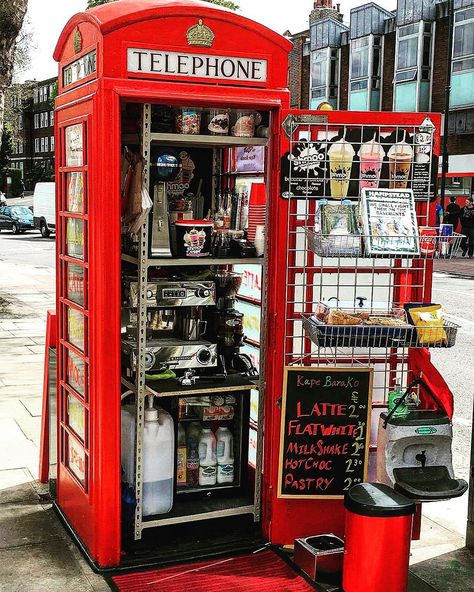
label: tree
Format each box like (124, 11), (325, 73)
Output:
(87, 0), (239, 10)
(0, 127), (13, 172)
(0, 1), (29, 143)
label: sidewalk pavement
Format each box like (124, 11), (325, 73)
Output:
(0, 256), (472, 591)
(434, 256), (474, 277)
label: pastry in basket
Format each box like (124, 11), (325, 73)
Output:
(327, 309), (363, 326)
(363, 316), (408, 327)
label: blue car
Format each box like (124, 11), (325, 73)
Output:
(0, 205), (34, 234)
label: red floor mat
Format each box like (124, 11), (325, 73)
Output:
(112, 549), (315, 592)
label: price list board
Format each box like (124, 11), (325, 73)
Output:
(277, 367), (372, 499)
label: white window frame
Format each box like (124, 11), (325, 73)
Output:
(34, 138), (40, 153)
(40, 137), (45, 153)
(50, 136), (55, 152)
(33, 88), (39, 104)
(310, 46), (340, 108)
(50, 111), (54, 127)
(348, 34), (383, 111)
(452, 7), (474, 108)
(34, 113), (39, 129)
(393, 21), (432, 112)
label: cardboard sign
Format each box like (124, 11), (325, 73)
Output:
(278, 367), (372, 499)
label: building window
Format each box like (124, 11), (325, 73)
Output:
(40, 137), (45, 153)
(50, 136), (55, 152)
(50, 111), (54, 127)
(33, 88), (39, 104)
(349, 35), (382, 111)
(34, 113), (39, 129)
(34, 138), (40, 153)
(394, 21), (432, 112)
(451, 8), (474, 108)
(310, 47), (339, 109)
(18, 114), (23, 130)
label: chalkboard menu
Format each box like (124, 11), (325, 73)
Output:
(278, 367), (372, 499)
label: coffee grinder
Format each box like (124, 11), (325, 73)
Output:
(212, 271), (258, 376)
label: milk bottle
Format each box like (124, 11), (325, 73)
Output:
(142, 396), (174, 516)
(216, 426), (234, 484)
(198, 427), (217, 486)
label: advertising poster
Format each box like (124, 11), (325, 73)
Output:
(280, 118), (436, 201)
(65, 124), (84, 167)
(361, 188), (420, 256)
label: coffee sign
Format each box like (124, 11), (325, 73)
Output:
(127, 48), (267, 83)
(278, 367), (372, 499)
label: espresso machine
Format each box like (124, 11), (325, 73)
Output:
(122, 278), (218, 376)
(211, 271), (258, 377)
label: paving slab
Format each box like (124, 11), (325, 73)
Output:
(20, 397), (42, 417)
(0, 538), (105, 592)
(0, 418), (39, 477)
(0, 469), (37, 505)
(410, 547), (474, 592)
(0, 503), (61, 549)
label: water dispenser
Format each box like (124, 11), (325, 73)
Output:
(376, 379), (468, 501)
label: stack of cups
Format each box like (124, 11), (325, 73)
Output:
(248, 183), (266, 256)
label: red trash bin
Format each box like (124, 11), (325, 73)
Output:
(342, 483), (416, 592)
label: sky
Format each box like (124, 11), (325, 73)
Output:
(20, 0), (397, 82)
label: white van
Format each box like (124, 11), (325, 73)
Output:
(33, 182), (55, 237)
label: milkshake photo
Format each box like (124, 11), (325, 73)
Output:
(328, 134), (355, 198)
(359, 134), (384, 189)
(388, 131), (413, 189)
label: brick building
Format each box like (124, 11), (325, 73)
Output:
(291, 0), (474, 198)
(5, 76), (57, 187)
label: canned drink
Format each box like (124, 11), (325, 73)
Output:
(419, 227), (437, 257)
(440, 223), (454, 256)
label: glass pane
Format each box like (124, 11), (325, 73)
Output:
(67, 393), (86, 441)
(66, 435), (86, 486)
(67, 307), (85, 352)
(312, 50), (328, 87)
(454, 22), (474, 59)
(451, 71), (474, 107)
(65, 124), (83, 167)
(66, 349), (86, 397)
(351, 43), (369, 79)
(67, 263), (85, 306)
(66, 218), (84, 260)
(455, 8), (474, 23)
(394, 81), (417, 111)
(66, 172), (84, 213)
(399, 23), (419, 37)
(398, 37), (418, 70)
(453, 57), (474, 71)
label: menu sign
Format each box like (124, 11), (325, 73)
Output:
(278, 367), (372, 499)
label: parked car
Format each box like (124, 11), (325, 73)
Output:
(0, 205), (34, 234)
(33, 182), (55, 237)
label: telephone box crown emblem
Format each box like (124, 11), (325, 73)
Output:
(73, 28), (82, 54)
(186, 19), (215, 47)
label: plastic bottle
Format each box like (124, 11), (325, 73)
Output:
(388, 383), (408, 417)
(216, 426), (234, 484)
(187, 421), (202, 447)
(177, 423), (187, 487)
(198, 427), (217, 486)
(186, 443), (200, 487)
(142, 395), (174, 516)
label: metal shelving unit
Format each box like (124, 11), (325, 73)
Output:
(124, 104), (267, 540)
(150, 132), (268, 148)
(122, 253), (264, 267)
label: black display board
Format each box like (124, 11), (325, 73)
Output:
(278, 367), (372, 499)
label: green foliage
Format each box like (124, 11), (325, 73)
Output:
(0, 128), (13, 172)
(49, 80), (58, 109)
(25, 162), (54, 190)
(87, 0), (238, 9)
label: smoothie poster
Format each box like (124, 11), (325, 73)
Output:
(280, 121), (435, 200)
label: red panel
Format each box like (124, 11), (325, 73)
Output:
(262, 109), (442, 547)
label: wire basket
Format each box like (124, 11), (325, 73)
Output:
(302, 313), (459, 349)
(305, 228), (464, 260)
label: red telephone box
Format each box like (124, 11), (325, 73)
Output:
(52, 0), (446, 571)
